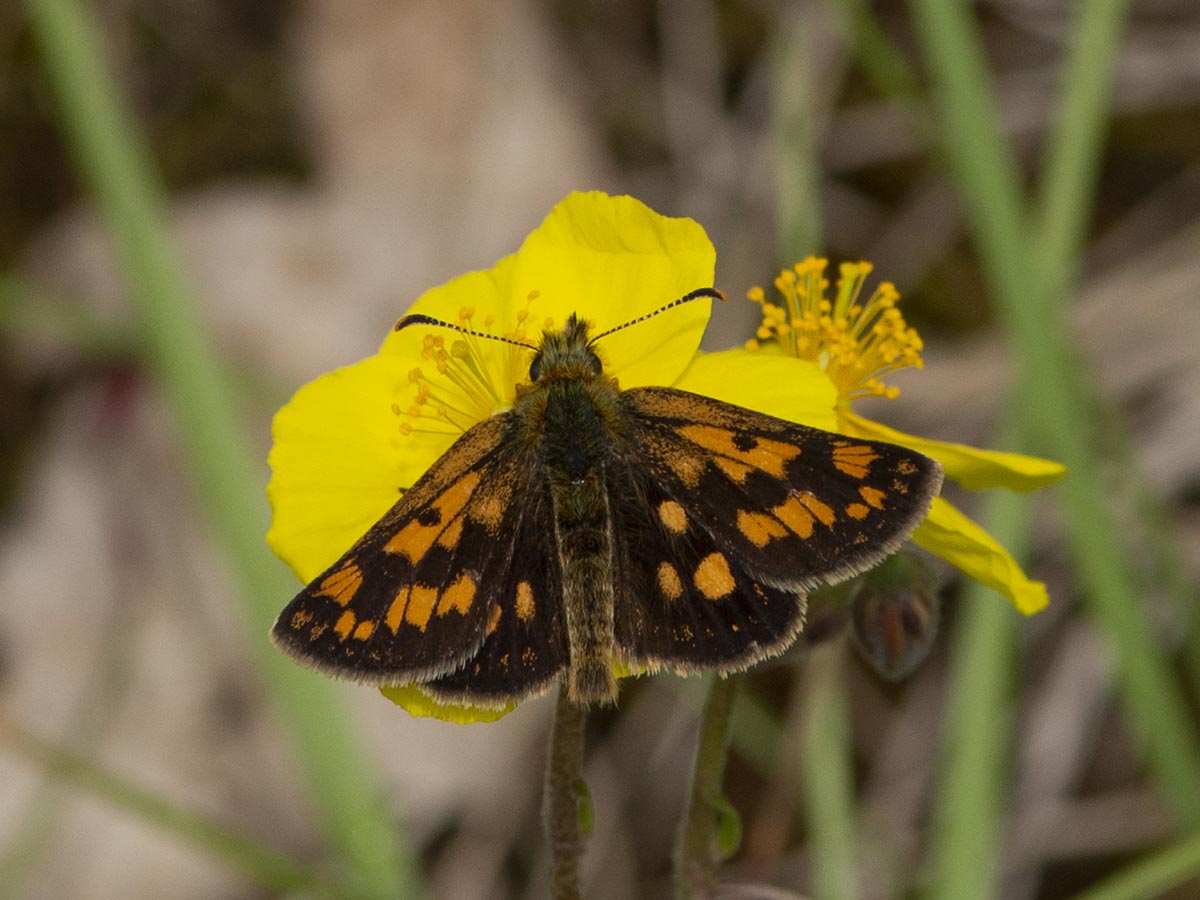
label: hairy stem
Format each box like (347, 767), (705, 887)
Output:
(676, 676), (739, 899)
(545, 686), (590, 900)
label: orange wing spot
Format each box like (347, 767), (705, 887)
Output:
(470, 492), (508, 533)
(799, 493), (836, 527)
(436, 516), (464, 548)
(772, 495), (815, 538)
(845, 502), (870, 520)
(737, 510), (788, 547)
(521, 646), (538, 668)
(404, 584), (438, 630)
(315, 562), (363, 607)
(290, 609), (313, 630)
(859, 485), (887, 509)
(677, 425), (799, 477)
(515, 581), (535, 621)
(310, 623), (328, 640)
(385, 586), (410, 634)
(334, 609), (357, 641)
(714, 457), (753, 483)
(891, 478), (910, 495)
(657, 561), (683, 600)
(694, 552), (735, 601)
(832, 444), (880, 479)
(436, 574), (476, 617)
(385, 521), (438, 564)
(486, 603), (502, 636)
(352, 620), (375, 641)
(896, 459), (918, 475)
(385, 471), (481, 562)
(658, 500), (688, 534)
(665, 449), (705, 488)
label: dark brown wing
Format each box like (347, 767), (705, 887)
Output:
(608, 460), (809, 674)
(419, 481), (570, 708)
(271, 414), (543, 686)
(609, 386), (942, 672)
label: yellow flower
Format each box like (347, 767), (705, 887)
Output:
(742, 257), (1065, 614)
(266, 192), (839, 722)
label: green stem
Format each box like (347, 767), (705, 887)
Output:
(545, 687), (590, 900)
(23, 0), (421, 894)
(675, 676), (739, 899)
(0, 719), (323, 895)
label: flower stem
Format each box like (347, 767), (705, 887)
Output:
(675, 675), (739, 900)
(545, 686), (591, 900)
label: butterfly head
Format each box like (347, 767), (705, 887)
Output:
(528, 314), (603, 384)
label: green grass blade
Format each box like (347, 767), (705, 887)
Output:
(922, 481), (1024, 900)
(23, 0), (423, 894)
(0, 275), (133, 359)
(802, 647), (858, 900)
(908, 0), (1200, 829)
(770, 6), (828, 261)
(0, 720), (323, 895)
(1070, 836), (1200, 900)
(1033, 2), (1131, 293)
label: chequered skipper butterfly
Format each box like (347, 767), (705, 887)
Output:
(271, 289), (943, 707)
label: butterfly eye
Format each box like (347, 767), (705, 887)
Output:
(589, 352), (602, 375)
(529, 356), (542, 382)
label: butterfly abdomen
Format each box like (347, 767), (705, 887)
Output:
(542, 378), (622, 705)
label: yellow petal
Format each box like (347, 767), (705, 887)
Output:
(841, 410), (1066, 492)
(673, 350), (839, 432)
(266, 355), (456, 583)
(512, 192), (715, 387)
(913, 497), (1049, 615)
(380, 686), (515, 724)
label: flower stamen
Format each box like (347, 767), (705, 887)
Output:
(392, 293), (541, 439)
(747, 257), (924, 406)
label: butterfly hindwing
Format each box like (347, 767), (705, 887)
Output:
(620, 387), (943, 593)
(420, 482), (570, 707)
(608, 462), (807, 674)
(271, 414), (539, 684)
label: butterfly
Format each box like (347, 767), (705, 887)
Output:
(271, 289), (944, 708)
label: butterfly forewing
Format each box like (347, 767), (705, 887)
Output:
(620, 387), (943, 593)
(271, 414), (539, 684)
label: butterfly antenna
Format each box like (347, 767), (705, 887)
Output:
(588, 287), (725, 345)
(394, 313), (539, 350)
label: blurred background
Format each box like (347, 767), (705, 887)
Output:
(2, 1), (1199, 898)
